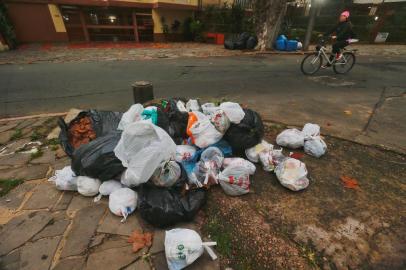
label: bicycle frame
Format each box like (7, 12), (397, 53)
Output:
(311, 46), (349, 66)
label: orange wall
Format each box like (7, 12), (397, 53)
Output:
(6, 2), (69, 43)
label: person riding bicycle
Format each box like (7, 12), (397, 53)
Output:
(322, 11), (356, 66)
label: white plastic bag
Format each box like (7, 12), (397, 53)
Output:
(176, 100), (188, 112)
(304, 136), (327, 158)
(175, 145), (197, 163)
(151, 160), (182, 187)
(77, 176), (101, 197)
(108, 188), (138, 222)
(189, 113), (223, 148)
(114, 121), (176, 187)
(186, 99), (200, 112)
(219, 102), (245, 124)
(201, 103), (218, 115)
(223, 158), (256, 175)
(302, 123), (320, 139)
(218, 164), (251, 196)
(117, 104), (144, 131)
(48, 166), (77, 191)
(245, 140), (273, 163)
(275, 158), (309, 191)
(210, 109), (230, 134)
(165, 229), (217, 270)
(94, 180), (123, 202)
(276, 128), (305, 149)
(194, 147), (224, 186)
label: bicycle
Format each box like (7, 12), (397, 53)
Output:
(300, 38), (358, 75)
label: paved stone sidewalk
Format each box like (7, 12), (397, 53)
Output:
(0, 116), (219, 270)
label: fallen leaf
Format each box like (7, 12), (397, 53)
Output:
(128, 230), (153, 253)
(340, 175), (359, 189)
(326, 122), (332, 127)
(290, 152), (304, 159)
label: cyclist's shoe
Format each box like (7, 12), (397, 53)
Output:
(321, 63), (332, 69)
(336, 53), (343, 61)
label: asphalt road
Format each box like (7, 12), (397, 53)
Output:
(1, 54), (405, 152)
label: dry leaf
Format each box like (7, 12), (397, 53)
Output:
(128, 230), (153, 253)
(344, 110), (352, 115)
(340, 175), (359, 189)
(290, 152), (304, 159)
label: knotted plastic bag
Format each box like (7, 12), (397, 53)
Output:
(48, 166), (77, 191)
(218, 164), (252, 196)
(108, 188), (138, 222)
(219, 102), (245, 124)
(187, 112), (223, 148)
(276, 128), (305, 149)
(118, 104), (144, 131)
(275, 158), (309, 191)
(77, 176), (101, 197)
(165, 228), (217, 270)
(304, 136), (327, 158)
(194, 147), (224, 186)
(151, 160), (182, 188)
(94, 180), (123, 202)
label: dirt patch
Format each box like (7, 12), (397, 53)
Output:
(203, 123), (406, 270)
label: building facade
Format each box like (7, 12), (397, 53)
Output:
(4, 0), (198, 43)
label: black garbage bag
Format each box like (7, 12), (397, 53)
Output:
(158, 99), (189, 144)
(138, 185), (207, 228)
(224, 109), (264, 153)
(71, 131), (125, 181)
(224, 39), (236, 50)
(246, 36), (258, 50)
(59, 110), (123, 157)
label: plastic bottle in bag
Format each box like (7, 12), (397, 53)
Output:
(151, 160), (182, 187)
(165, 228), (217, 270)
(108, 188), (138, 222)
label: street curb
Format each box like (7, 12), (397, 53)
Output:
(0, 112), (67, 123)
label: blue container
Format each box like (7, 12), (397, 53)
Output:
(286, 40), (298, 51)
(276, 39), (287, 51)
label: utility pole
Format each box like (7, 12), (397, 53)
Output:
(303, 0), (317, 51)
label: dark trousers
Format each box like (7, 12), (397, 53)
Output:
(332, 40), (349, 54)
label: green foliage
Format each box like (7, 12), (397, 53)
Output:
(0, 179), (23, 197)
(10, 129), (22, 141)
(190, 19), (204, 41)
(0, 3), (17, 49)
(205, 215), (232, 256)
(182, 17), (194, 41)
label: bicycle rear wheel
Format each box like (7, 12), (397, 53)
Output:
(333, 52), (356, 74)
(301, 53), (322, 75)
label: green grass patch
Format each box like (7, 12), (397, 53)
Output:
(46, 138), (60, 146)
(30, 130), (42, 141)
(204, 215), (232, 257)
(30, 149), (43, 160)
(0, 179), (23, 197)
(50, 145), (59, 151)
(10, 129), (22, 141)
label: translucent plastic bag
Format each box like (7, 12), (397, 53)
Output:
(218, 164), (251, 196)
(194, 147), (224, 186)
(108, 188), (138, 222)
(165, 229), (217, 270)
(114, 121), (176, 187)
(276, 128), (305, 149)
(188, 112), (223, 148)
(151, 160), (182, 187)
(94, 179), (123, 202)
(222, 158), (256, 175)
(201, 103), (218, 115)
(245, 140), (273, 163)
(175, 145), (197, 163)
(77, 176), (101, 197)
(219, 102), (245, 124)
(186, 99), (200, 112)
(176, 100), (188, 112)
(118, 104), (144, 131)
(275, 158), (309, 191)
(210, 109), (230, 134)
(48, 166), (77, 191)
(304, 136), (327, 158)
(302, 123), (320, 138)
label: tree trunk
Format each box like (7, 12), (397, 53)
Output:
(254, 0), (287, 51)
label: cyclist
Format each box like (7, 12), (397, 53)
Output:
(322, 11), (356, 67)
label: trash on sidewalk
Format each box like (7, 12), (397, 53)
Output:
(77, 176), (101, 197)
(138, 184), (206, 228)
(275, 158), (309, 191)
(150, 160), (182, 188)
(165, 228), (217, 270)
(276, 123), (327, 158)
(109, 188), (138, 222)
(128, 230), (153, 253)
(48, 166), (77, 191)
(94, 180), (123, 202)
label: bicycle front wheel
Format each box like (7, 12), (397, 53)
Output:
(301, 53), (322, 75)
(333, 52), (356, 74)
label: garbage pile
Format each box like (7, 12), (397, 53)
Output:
(49, 98), (327, 228)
